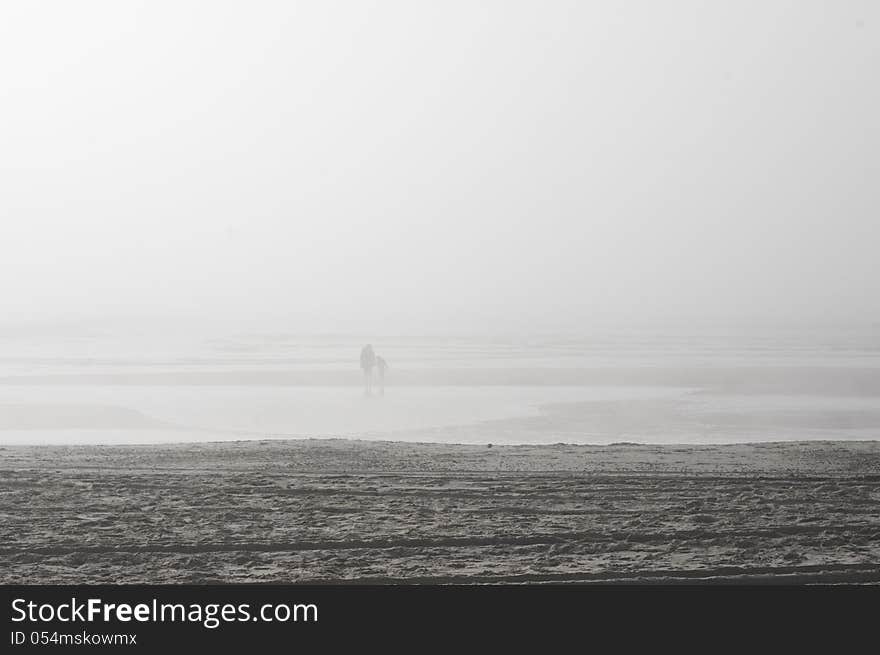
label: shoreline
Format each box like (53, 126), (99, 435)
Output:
(4, 437), (880, 474)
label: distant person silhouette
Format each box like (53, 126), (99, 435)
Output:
(376, 356), (389, 396)
(360, 344), (376, 395)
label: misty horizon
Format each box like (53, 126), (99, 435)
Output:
(1, 1), (878, 334)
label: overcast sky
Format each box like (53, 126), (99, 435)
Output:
(1, 1), (877, 334)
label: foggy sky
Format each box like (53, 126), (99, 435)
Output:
(1, 1), (878, 334)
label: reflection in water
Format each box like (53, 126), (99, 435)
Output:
(0, 330), (878, 445)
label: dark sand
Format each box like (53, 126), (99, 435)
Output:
(2, 439), (879, 583)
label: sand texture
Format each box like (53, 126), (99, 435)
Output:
(2, 439), (880, 583)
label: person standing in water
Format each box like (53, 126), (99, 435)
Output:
(375, 355), (388, 396)
(360, 344), (376, 395)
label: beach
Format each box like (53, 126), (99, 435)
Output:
(3, 438), (879, 584)
(3, 5), (879, 644)
(2, 331), (880, 583)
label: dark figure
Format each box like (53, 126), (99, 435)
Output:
(360, 344), (376, 395)
(376, 356), (388, 396)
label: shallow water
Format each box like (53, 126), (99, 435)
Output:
(1, 329), (878, 445)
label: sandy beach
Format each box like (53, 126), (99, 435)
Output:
(2, 439), (879, 584)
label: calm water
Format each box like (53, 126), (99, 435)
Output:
(1, 327), (879, 445)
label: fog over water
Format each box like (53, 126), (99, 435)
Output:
(0, 3), (878, 444)
(2, 2), (879, 332)
(0, 328), (879, 445)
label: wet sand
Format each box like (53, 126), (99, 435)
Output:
(2, 439), (879, 583)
